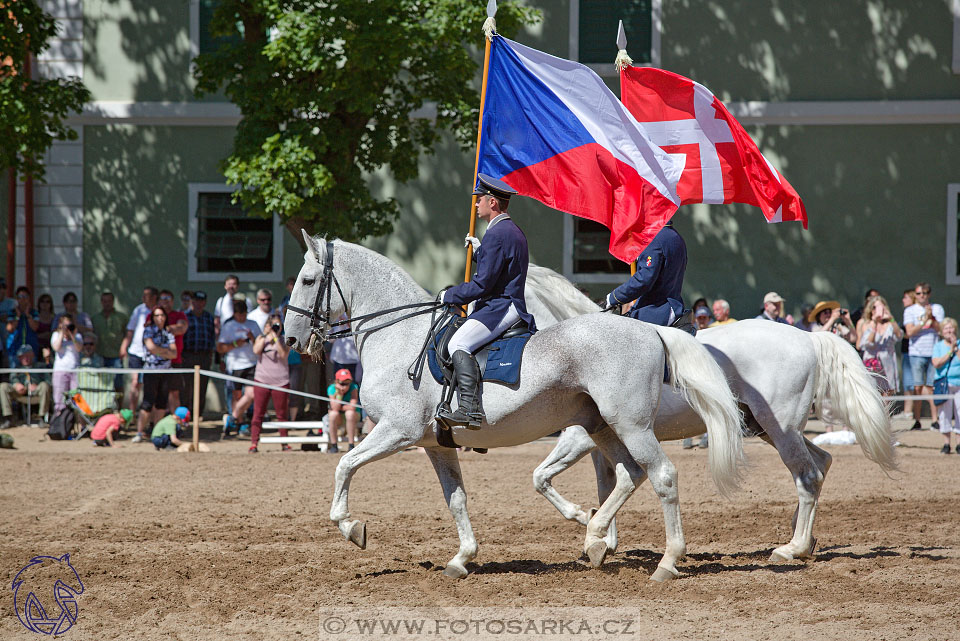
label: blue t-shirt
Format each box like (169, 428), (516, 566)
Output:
(932, 340), (960, 386)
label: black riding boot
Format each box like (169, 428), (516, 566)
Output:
(438, 350), (484, 429)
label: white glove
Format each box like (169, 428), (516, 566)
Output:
(441, 289), (449, 304)
(464, 235), (481, 252)
(606, 293), (616, 308)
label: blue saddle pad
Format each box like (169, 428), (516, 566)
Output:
(427, 327), (533, 386)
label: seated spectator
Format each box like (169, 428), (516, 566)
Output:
(91, 408), (133, 447)
(756, 292), (791, 324)
(709, 299), (735, 326)
(53, 291), (93, 336)
(327, 368), (360, 453)
(694, 305), (712, 330)
(5, 286), (40, 367)
(51, 313), (83, 414)
(249, 313), (292, 453)
(856, 295), (902, 394)
(79, 334), (105, 368)
(151, 406), (190, 450)
(808, 300), (857, 345)
(0, 345), (51, 428)
(217, 296), (261, 437)
(932, 318), (960, 455)
(133, 307), (177, 443)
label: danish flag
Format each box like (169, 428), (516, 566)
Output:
(620, 67), (807, 227)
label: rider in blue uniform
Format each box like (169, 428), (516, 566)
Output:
(439, 174), (537, 429)
(605, 222), (688, 326)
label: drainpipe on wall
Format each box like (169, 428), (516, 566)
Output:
(5, 168), (14, 285)
(23, 52), (34, 293)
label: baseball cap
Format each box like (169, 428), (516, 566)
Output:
(16, 345), (34, 356)
(120, 409), (134, 423)
(232, 292), (247, 304)
(763, 292), (785, 305)
(335, 368), (353, 382)
(694, 307), (711, 318)
(194, 290), (207, 300)
(174, 406), (191, 421)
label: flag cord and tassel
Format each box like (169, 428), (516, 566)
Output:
(464, 2), (497, 283)
(614, 49), (633, 72)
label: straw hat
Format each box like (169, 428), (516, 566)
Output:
(807, 300), (841, 324)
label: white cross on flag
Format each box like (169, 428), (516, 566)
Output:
(621, 66), (807, 227)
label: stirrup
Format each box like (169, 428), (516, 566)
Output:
(437, 406), (483, 430)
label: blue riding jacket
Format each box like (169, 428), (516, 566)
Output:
(608, 225), (687, 326)
(443, 216), (537, 333)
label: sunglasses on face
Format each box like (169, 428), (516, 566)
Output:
(83, 342), (96, 347)
(259, 298), (271, 302)
(17, 293), (29, 299)
(160, 295), (173, 301)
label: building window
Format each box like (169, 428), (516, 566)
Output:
(190, 0), (244, 60)
(947, 184), (960, 284)
(570, 0), (660, 74)
(188, 183), (283, 282)
(573, 219), (622, 274)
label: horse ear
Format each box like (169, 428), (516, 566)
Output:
(301, 229), (319, 260)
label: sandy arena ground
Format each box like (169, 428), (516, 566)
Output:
(1, 416), (958, 640)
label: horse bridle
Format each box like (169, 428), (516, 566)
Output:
(285, 240), (446, 344)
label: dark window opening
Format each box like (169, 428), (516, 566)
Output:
(573, 218), (623, 274)
(578, 0), (652, 65)
(195, 192), (273, 273)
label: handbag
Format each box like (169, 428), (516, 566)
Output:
(934, 351), (954, 406)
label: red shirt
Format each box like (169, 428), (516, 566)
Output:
(91, 414), (122, 441)
(167, 310), (187, 364)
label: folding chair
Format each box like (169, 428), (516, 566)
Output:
(70, 368), (122, 440)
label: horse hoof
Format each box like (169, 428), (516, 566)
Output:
(649, 566), (678, 582)
(442, 564), (468, 579)
(586, 541), (608, 568)
(348, 521), (367, 550)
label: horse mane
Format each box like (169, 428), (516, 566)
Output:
(526, 264), (600, 321)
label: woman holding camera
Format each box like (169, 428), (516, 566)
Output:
(856, 295), (903, 394)
(932, 318), (960, 455)
(808, 300), (858, 345)
(51, 313), (82, 413)
(248, 313), (292, 453)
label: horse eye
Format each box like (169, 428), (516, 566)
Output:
(302, 277), (315, 286)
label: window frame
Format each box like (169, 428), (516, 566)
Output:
(568, 0), (661, 76)
(187, 183), (284, 282)
(947, 183), (960, 285)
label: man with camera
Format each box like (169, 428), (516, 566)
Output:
(904, 282), (945, 429)
(808, 300), (858, 345)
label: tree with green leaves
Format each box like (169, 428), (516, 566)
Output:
(0, 1), (90, 179)
(193, 0), (539, 244)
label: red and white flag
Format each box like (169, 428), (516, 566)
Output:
(620, 66), (807, 227)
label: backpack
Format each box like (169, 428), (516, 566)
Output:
(48, 407), (75, 440)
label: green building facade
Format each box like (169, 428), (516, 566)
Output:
(4, 0), (960, 321)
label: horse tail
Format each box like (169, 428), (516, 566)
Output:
(655, 327), (745, 497)
(808, 331), (898, 473)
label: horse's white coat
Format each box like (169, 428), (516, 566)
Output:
(284, 237), (745, 579)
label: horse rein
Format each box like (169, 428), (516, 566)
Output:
(285, 240), (445, 343)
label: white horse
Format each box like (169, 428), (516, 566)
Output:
(284, 235), (745, 580)
(523, 264), (898, 561)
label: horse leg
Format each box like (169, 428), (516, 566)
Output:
(532, 426), (596, 526)
(424, 447), (477, 579)
(591, 449), (622, 554)
(330, 421), (420, 550)
(601, 425), (684, 582)
(583, 428), (649, 569)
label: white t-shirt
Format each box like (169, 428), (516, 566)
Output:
(215, 296), (250, 326)
(218, 319), (261, 372)
(903, 302), (945, 357)
(125, 303), (151, 359)
(52, 330), (82, 370)
(247, 307), (272, 332)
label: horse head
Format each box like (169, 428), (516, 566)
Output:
(285, 231), (345, 356)
(12, 553), (84, 635)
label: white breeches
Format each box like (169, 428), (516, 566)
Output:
(447, 303), (521, 355)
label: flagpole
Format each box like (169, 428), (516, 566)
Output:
(464, 0), (497, 283)
(614, 20), (638, 277)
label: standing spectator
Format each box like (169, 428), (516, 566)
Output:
(0, 277), (16, 347)
(214, 274), (245, 333)
(756, 292), (791, 324)
(904, 282), (944, 431)
(53, 292), (93, 336)
(119, 286), (158, 414)
(133, 306), (177, 443)
(157, 290), (188, 411)
(932, 318), (960, 454)
(694, 306), (712, 330)
(279, 276), (295, 316)
(179, 290), (193, 314)
(850, 288), (880, 325)
(51, 313), (82, 414)
(856, 295), (902, 394)
(709, 299), (735, 326)
(217, 296), (260, 437)
(91, 291), (128, 389)
(794, 304), (816, 332)
(809, 300), (857, 345)
(249, 313), (292, 453)
(327, 368), (360, 453)
(182, 290), (215, 416)
(5, 286), (40, 367)
(247, 288), (274, 331)
(34, 293), (56, 362)
(0, 345), (51, 428)
(900, 289), (917, 422)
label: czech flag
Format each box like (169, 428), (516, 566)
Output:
(477, 36), (683, 264)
